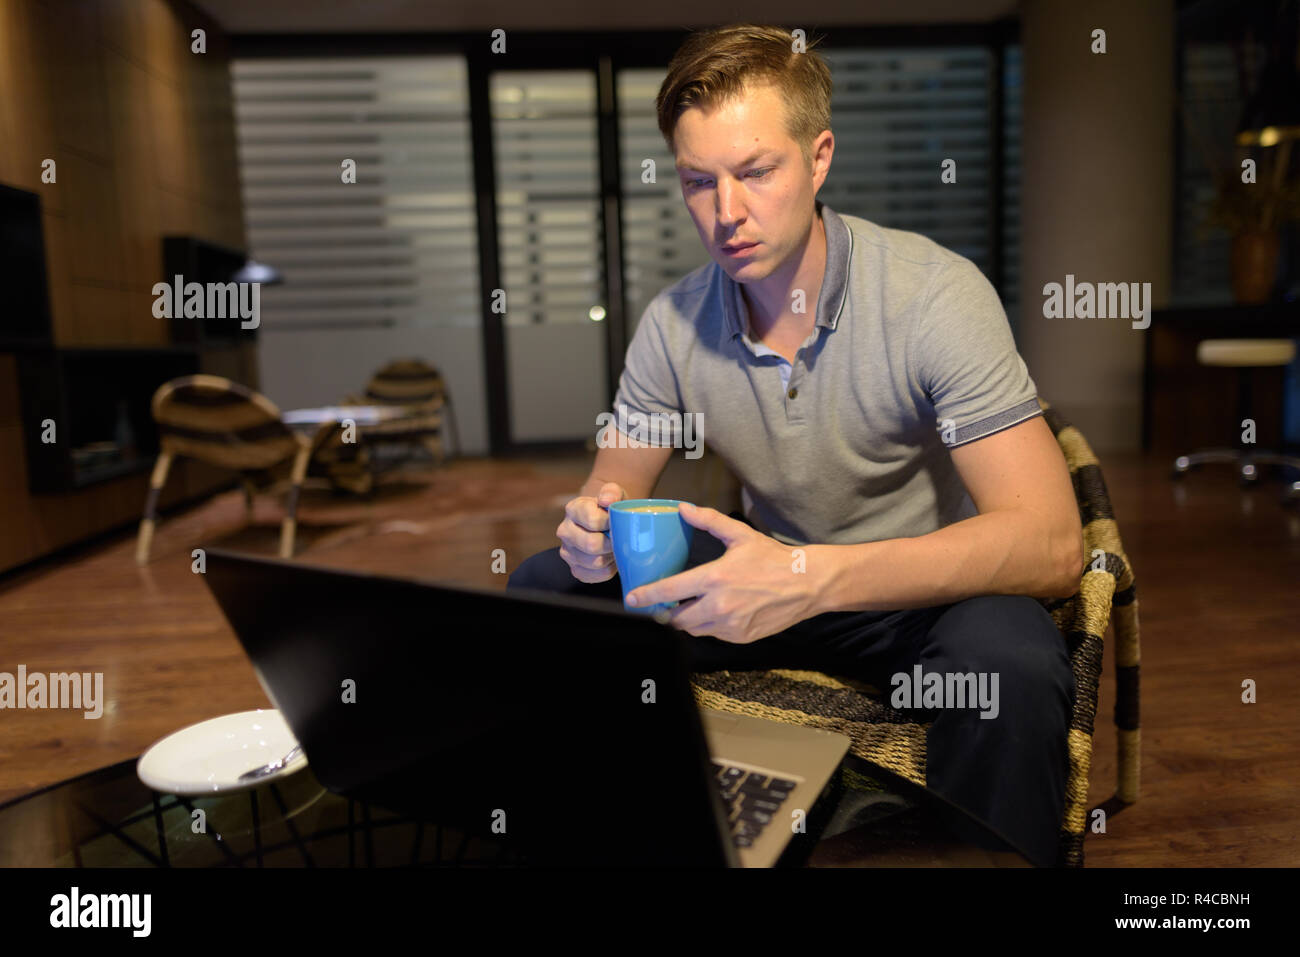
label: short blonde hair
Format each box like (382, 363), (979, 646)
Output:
(656, 24), (832, 160)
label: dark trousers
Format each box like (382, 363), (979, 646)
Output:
(507, 523), (1074, 867)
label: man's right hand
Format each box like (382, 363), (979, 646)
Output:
(557, 483), (625, 583)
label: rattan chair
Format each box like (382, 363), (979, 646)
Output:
(135, 375), (335, 563)
(306, 420), (374, 496)
(344, 358), (459, 466)
(689, 399), (1141, 866)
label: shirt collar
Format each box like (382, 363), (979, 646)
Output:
(722, 201), (852, 341)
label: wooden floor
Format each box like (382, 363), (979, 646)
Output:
(1, 450), (1297, 866)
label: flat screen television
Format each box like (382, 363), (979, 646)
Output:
(0, 183), (54, 346)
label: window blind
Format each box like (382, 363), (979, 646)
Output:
(231, 56), (481, 330)
(491, 70), (603, 327)
(617, 68), (713, 338)
(818, 47), (996, 275)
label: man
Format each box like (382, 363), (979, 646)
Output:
(508, 24), (1083, 867)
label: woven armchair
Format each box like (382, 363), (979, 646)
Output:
(689, 399), (1141, 866)
(135, 375), (337, 562)
(343, 358), (459, 465)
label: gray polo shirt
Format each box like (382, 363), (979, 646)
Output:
(612, 203), (1042, 547)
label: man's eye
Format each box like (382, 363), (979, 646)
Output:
(747, 168), (773, 179)
(686, 178), (711, 189)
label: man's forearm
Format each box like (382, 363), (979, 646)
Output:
(808, 509), (1082, 614)
(577, 444), (672, 501)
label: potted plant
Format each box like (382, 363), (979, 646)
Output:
(1181, 2), (1300, 304)
(1204, 143), (1300, 303)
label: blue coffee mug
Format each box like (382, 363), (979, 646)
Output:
(606, 499), (694, 615)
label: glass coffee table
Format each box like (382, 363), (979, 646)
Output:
(0, 758), (1030, 868)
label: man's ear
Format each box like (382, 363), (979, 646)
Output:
(810, 129), (834, 189)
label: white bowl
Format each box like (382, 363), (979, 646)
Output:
(136, 709), (308, 796)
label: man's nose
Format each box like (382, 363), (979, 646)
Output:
(715, 178), (746, 228)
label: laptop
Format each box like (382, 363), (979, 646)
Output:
(203, 548), (851, 867)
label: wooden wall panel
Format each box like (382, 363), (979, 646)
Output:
(0, 7), (13, 186)
(138, 0), (188, 85)
(157, 184), (198, 241)
(150, 71), (197, 195)
(43, 0), (112, 163)
(60, 150), (124, 287)
(96, 0), (143, 66)
(103, 52), (163, 298)
(68, 283), (130, 347)
(0, 0), (247, 573)
(0, 0), (61, 210)
(123, 286), (167, 344)
(190, 46), (243, 221)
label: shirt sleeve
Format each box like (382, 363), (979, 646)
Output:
(911, 259), (1042, 448)
(609, 297), (684, 447)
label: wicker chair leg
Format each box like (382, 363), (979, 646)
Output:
(135, 451), (175, 565)
(1113, 597), (1142, 804)
(241, 478), (257, 515)
(1060, 727), (1095, 867)
(280, 443), (312, 559)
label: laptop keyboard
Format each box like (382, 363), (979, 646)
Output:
(711, 760), (798, 849)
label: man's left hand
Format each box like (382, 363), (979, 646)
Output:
(625, 503), (821, 643)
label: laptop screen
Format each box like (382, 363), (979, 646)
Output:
(204, 549), (733, 866)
